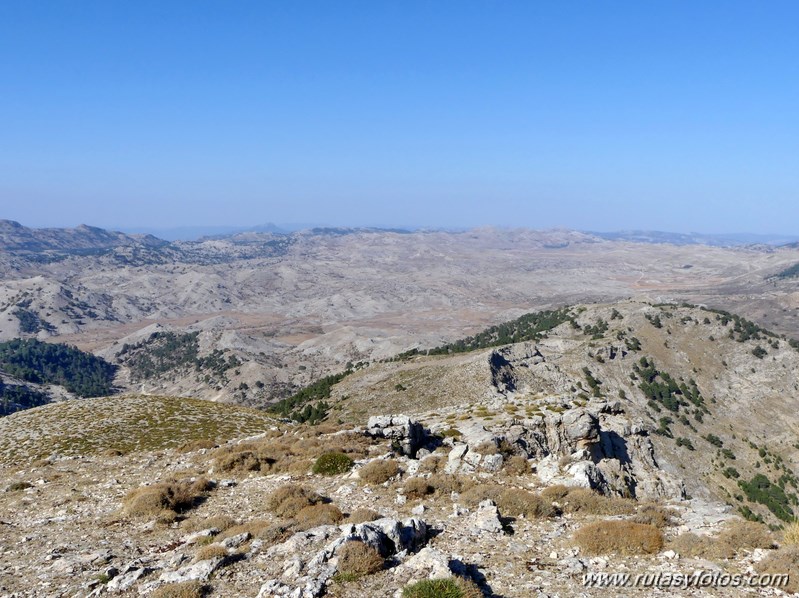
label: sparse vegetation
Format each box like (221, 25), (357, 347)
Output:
(358, 459), (400, 484)
(151, 581), (209, 598)
(669, 519), (775, 559)
(402, 577), (483, 598)
(574, 520), (663, 555)
(312, 452), (354, 476)
(347, 508), (382, 523)
(5, 481), (33, 492)
(336, 540), (385, 576)
(265, 484), (323, 518)
(404, 477), (434, 499)
(755, 546), (799, 593)
(397, 307), (573, 357)
(193, 543), (228, 562)
(295, 503), (344, 529)
(123, 478), (212, 520)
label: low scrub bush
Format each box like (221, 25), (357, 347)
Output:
(193, 544), (228, 562)
(555, 487), (635, 516)
(755, 546), (799, 593)
(359, 459), (401, 484)
(178, 439), (216, 453)
(503, 455), (530, 476)
(123, 479), (211, 520)
(295, 503), (344, 530)
(417, 455), (445, 474)
(428, 474), (474, 495)
(461, 485), (554, 518)
(404, 477), (434, 499)
(213, 431), (377, 477)
(336, 540), (384, 576)
(632, 504), (677, 528)
(5, 481), (32, 492)
(183, 514), (237, 533)
(716, 519), (775, 555)
(218, 519), (294, 546)
(265, 484), (322, 518)
(312, 452), (354, 476)
(347, 508), (381, 524)
(540, 484), (570, 502)
(151, 581), (209, 598)
(402, 577), (483, 598)
(574, 520), (663, 555)
(669, 520), (776, 560)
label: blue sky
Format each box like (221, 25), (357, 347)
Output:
(1, 1), (798, 233)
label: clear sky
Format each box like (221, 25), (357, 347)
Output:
(1, 1), (798, 233)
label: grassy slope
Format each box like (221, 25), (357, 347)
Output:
(0, 395), (278, 465)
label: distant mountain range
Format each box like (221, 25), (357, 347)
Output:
(0, 220), (167, 252)
(5, 220), (799, 249)
(588, 230), (799, 247)
(119, 222), (289, 241)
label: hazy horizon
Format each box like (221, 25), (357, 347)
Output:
(2, 2), (798, 234)
(6, 217), (799, 245)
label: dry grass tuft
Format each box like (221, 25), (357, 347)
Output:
(715, 519), (776, 555)
(359, 459), (401, 484)
(540, 484), (570, 502)
(123, 480), (210, 519)
(632, 504), (677, 528)
(503, 455), (530, 476)
(337, 540), (385, 576)
(178, 439), (217, 453)
(5, 481), (32, 492)
(265, 484), (322, 518)
(213, 431), (378, 477)
(193, 544), (228, 562)
(402, 576), (483, 598)
(151, 581), (208, 598)
(781, 520), (799, 546)
(404, 477), (434, 499)
(555, 487), (635, 516)
(574, 520), (663, 555)
(416, 455), (445, 474)
(461, 485), (554, 518)
(347, 508), (382, 524)
(183, 514), (237, 533)
(218, 519), (295, 546)
(667, 532), (708, 558)
(755, 546), (799, 593)
(427, 473), (474, 495)
(295, 503), (344, 530)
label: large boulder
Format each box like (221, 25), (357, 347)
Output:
(366, 415), (425, 457)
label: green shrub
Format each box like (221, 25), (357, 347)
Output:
(312, 452), (354, 476)
(402, 577), (483, 598)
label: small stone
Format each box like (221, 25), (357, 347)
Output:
(411, 504), (425, 516)
(221, 532), (250, 549)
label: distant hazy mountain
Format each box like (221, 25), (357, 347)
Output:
(588, 229), (799, 247)
(0, 220), (167, 252)
(120, 223), (287, 241)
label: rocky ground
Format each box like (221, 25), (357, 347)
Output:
(0, 405), (796, 598)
